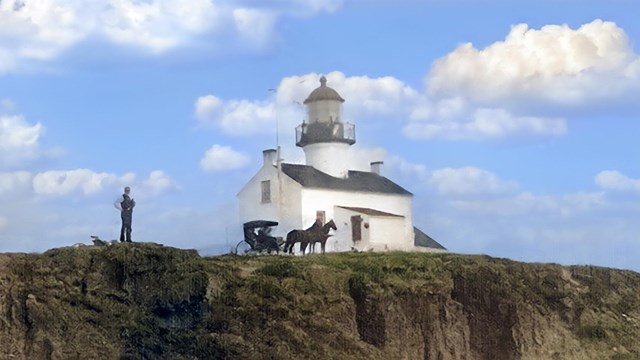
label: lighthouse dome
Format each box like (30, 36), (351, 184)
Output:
(304, 76), (345, 104)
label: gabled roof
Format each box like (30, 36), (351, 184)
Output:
(280, 163), (412, 196)
(414, 227), (447, 250)
(337, 206), (404, 218)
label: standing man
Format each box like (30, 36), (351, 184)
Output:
(114, 186), (136, 242)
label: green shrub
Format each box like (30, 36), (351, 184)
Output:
(257, 260), (300, 278)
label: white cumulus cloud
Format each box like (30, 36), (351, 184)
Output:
(200, 144), (250, 172)
(595, 170), (640, 193)
(428, 19), (640, 106)
(32, 169), (131, 196)
(277, 71), (420, 119)
(141, 170), (176, 194)
(0, 0), (87, 73)
(99, 0), (222, 53)
(405, 98), (567, 140)
(0, 115), (45, 166)
(196, 71), (422, 137)
(449, 191), (606, 217)
(232, 8), (276, 48)
(0, 171), (33, 196)
(195, 95), (276, 136)
(430, 166), (519, 196)
(31, 168), (176, 197)
(0, 0), (344, 74)
(198, 70), (577, 142)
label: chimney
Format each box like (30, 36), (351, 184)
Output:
(263, 149), (277, 167)
(370, 161), (383, 175)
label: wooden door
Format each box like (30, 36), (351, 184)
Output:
(351, 215), (362, 241)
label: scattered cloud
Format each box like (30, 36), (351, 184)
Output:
(430, 166), (519, 196)
(0, 0), (86, 74)
(0, 115), (45, 167)
(595, 170), (640, 193)
(0, 0), (344, 74)
(449, 191), (606, 217)
(404, 98), (567, 140)
(277, 71), (420, 119)
(32, 169), (134, 196)
(194, 95), (276, 136)
(195, 71), (421, 136)
(194, 19), (640, 142)
(386, 156), (429, 181)
(198, 67), (576, 142)
(141, 170), (176, 195)
(99, 0), (222, 53)
(428, 19), (640, 106)
(232, 8), (276, 48)
(29, 169), (175, 197)
(200, 144), (250, 172)
(0, 171), (32, 197)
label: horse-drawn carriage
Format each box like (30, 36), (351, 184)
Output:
(235, 219), (337, 255)
(235, 220), (284, 254)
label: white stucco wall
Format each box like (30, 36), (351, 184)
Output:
(237, 164), (303, 238)
(331, 206), (412, 252)
(238, 165), (278, 222)
(368, 216), (412, 251)
(276, 173), (304, 235)
(303, 143), (351, 178)
(300, 188), (414, 252)
(332, 206), (369, 252)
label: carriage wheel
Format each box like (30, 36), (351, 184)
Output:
(234, 240), (251, 254)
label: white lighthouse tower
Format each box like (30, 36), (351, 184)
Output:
(295, 76), (356, 178)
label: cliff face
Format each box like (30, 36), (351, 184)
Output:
(0, 244), (638, 360)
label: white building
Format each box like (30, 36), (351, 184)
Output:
(237, 76), (445, 253)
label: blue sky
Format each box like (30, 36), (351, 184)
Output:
(1, 0), (639, 270)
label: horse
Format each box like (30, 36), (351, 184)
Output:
(307, 220), (337, 254)
(284, 220), (320, 255)
(286, 219), (337, 255)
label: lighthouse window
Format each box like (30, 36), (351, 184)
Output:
(261, 180), (271, 203)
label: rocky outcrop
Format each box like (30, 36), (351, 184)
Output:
(0, 244), (207, 359)
(0, 245), (638, 359)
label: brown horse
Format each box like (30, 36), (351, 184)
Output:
(284, 220), (320, 254)
(307, 220), (337, 254)
(286, 219), (336, 255)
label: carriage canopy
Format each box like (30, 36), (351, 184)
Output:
(243, 220), (279, 230)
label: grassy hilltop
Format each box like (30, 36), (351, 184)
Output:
(0, 243), (638, 359)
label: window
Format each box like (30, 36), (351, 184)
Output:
(316, 211), (325, 225)
(261, 180), (271, 203)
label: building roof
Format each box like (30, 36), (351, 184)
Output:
(414, 227), (447, 250)
(281, 163), (412, 195)
(337, 206), (404, 217)
(304, 76), (345, 104)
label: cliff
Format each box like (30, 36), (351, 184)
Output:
(0, 243), (638, 359)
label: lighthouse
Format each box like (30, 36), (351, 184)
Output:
(295, 76), (355, 178)
(237, 74), (446, 254)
